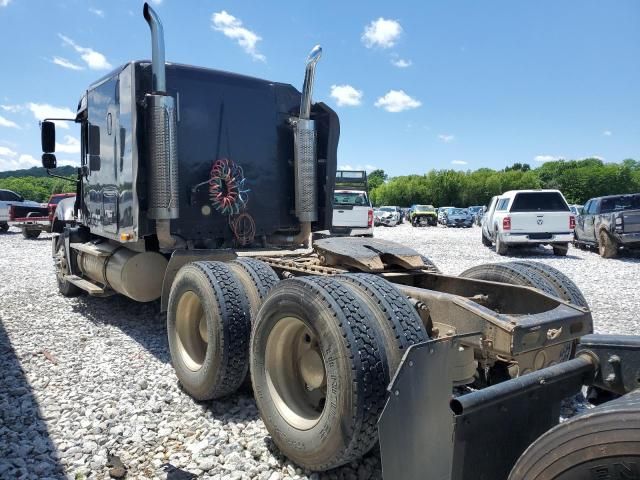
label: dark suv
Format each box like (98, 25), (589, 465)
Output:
(574, 193), (640, 257)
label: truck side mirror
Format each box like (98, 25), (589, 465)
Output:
(42, 153), (57, 169)
(41, 121), (56, 153)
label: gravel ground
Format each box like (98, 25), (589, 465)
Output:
(0, 224), (638, 480)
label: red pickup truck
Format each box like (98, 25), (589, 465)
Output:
(9, 193), (75, 239)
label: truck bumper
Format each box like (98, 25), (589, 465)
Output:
(330, 226), (373, 237)
(9, 219), (51, 232)
(446, 220), (473, 228)
(376, 218), (398, 227)
(502, 232), (573, 244)
(616, 231), (640, 246)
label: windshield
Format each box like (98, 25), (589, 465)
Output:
(415, 205), (434, 210)
(600, 195), (640, 213)
(333, 192), (369, 206)
(49, 195), (74, 205)
(451, 208), (466, 215)
(510, 192), (569, 212)
(380, 207), (395, 212)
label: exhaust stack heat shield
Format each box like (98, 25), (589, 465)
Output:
(146, 94), (178, 220)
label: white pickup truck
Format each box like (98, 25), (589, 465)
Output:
(331, 170), (373, 237)
(331, 189), (373, 237)
(481, 189), (575, 256)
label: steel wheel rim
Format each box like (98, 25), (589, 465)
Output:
(55, 244), (70, 282)
(265, 316), (327, 430)
(175, 290), (208, 371)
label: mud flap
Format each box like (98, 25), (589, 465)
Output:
(379, 337), (595, 480)
(378, 336), (464, 480)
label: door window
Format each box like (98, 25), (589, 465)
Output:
(0, 191), (21, 201)
(586, 200), (599, 214)
(496, 198), (510, 211)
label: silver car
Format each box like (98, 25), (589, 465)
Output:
(444, 208), (473, 228)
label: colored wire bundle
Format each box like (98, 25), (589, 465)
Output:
(229, 212), (256, 246)
(208, 158), (250, 215)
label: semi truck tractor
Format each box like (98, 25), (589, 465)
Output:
(40, 4), (639, 478)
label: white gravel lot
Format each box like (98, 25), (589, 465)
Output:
(0, 224), (638, 480)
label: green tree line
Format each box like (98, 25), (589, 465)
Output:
(0, 176), (75, 202)
(370, 158), (640, 207)
(3, 157), (639, 205)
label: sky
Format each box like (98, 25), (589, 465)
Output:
(0, 0), (639, 175)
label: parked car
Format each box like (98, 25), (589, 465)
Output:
(481, 189), (575, 256)
(574, 193), (640, 258)
(375, 206), (400, 226)
(378, 206), (401, 225)
(331, 189), (373, 237)
(9, 193), (76, 239)
(569, 204), (583, 216)
(444, 208), (474, 228)
(409, 204), (437, 226)
(437, 206), (455, 224)
(0, 189), (45, 233)
(467, 205), (484, 225)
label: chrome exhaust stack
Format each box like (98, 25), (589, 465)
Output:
(143, 2), (180, 249)
(293, 45), (322, 225)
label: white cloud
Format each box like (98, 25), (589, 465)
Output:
(338, 164), (378, 172)
(55, 135), (80, 154)
(89, 8), (104, 17)
(374, 90), (421, 113)
(18, 154), (39, 167)
(57, 158), (81, 167)
(534, 155), (563, 163)
(211, 11), (266, 62)
(362, 18), (402, 49)
(438, 134), (455, 143)
(603, 130), (612, 136)
(451, 160), (468, 165)
(1, 104), (23, 113)
(391, 58), (412, 68)
(0, 146), (17, 157)
(27, 103), (76, 129)
(0, 153), (40, 172)
(51, 56), (84, 71)
(330, 85), (363, 107)
(59, 34), (112, 70)
(0, 0), (11, 7)
(0, 115), (20, 129)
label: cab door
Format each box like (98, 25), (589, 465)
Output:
(85, 76), (119, 237)
(582, 200), (598, 242)
(483, 196), (498, 240)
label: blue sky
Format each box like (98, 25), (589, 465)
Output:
(0, 0), (639, 175)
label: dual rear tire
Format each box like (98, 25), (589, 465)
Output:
(250, 275), (428, 470)
(167, 259), (429, 471)
(167, 258), (279, 401)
